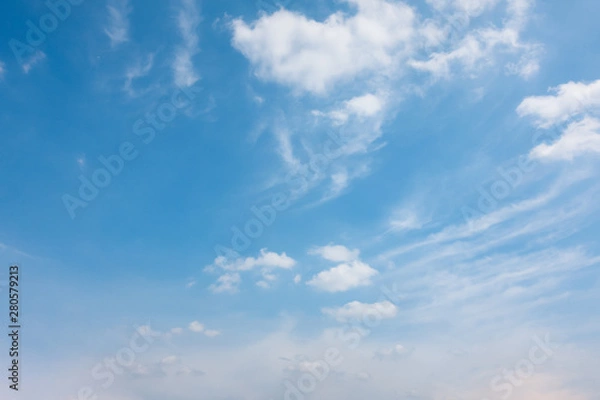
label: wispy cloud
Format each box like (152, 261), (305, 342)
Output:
(105, 0), (132, 47)
(173, 0), (201, 87)
(22, 51), (46, 74)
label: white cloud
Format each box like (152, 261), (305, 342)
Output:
(170, 327), (183, 335)
(231, 0), (416, 93)
(209, 248), (296, 272)
(517, 79), (600, 128)
(322, 300), (398, 322)
(530, 117), (600, 161)
(293, 274), (302, 284)
(315, 93), (386, 125)
(22, 51), (46, 74)
(231, 0), (538, 94)
(204, 329), (221, 337)
(123, 53), (155, 97)
(309, 244), (360, 262)
(209, 272), (241, 294)
(105, 0), (131, 47)
(0, 61), (5, 79)
(173, 0), (201, 87)
(188, 321), (205, 333)
(307, 260), (378, 292)
(206, 249), (295, 293)
(389, 209), (426, 232)
(256, 280), (270, 289)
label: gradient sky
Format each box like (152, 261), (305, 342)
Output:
(1, 0), (600, 399)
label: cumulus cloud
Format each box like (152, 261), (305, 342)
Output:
(189, 321), (205, 333)
(209, 272), (241, 294)
(206, 249), (295, 293)
(517, 79), (600, 161)
(314, 93), (386, 125)
(208, 248), (296, 272)
(231, 0), (416, 93)
(307, 260), (378, 292)
(204, 329), (221, 337)
(307, 245), (377, 292)
(517, 79), (600, 128)
(530, 117), (600, 161)
(232, 0), (539, 94)
(309, 244), (360, 262)
(322, 300), (398, 322)
(105, 0), (131, 47)
(173, 0), (201, 87)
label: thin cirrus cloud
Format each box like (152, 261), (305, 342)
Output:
(173, 0), (201, 87)
(104, 0), (132, 47)
(230, 0), (541, 211)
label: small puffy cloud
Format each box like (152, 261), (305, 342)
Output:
(204, 329), (221, 338)
(307, 260), (378, 292)
(209, 249), (296, 272)
(207, 249), (296, 293)
(345, 93), (384, 117)
(293, 274), (302, 284)
(209, 272), (241, 293)
(189, 321), (205, 333)
(256, 280), (270, 289)
(322, 300), (398, 322)
(315, 93), (386, 125)
(309, 244), (360, 262)
(105, 0), (131, 47)
(517, 79), (600, 128)
(530, 117), (600, 161)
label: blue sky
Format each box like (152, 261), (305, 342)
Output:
(1, 0), (600, 399)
